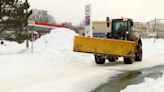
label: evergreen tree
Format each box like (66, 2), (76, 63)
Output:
(0, 0), (32, 33)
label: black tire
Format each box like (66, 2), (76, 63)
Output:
(135, 44), (142, 61)
(124, 57), (134, 64)
(108, 56), (118, 62)
(95, 55), (105, 64)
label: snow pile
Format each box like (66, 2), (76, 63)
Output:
(0, 41), (25, 54)
(31, 28), (93, 66)
(34, 28), (77, 53)
(0, 28), (93, 79)
(0, 28), (77, 55)
(121, 76), (164, 92)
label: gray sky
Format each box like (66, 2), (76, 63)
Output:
(29, 0), (164, 24)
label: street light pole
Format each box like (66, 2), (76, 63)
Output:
(154, 18), (157, 43)
(31, 29), (34, 53)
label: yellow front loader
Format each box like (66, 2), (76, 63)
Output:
(73, 18), (142, 64)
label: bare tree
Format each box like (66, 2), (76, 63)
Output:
(28, 9), (56, 36)
(29, 9), (55, 23)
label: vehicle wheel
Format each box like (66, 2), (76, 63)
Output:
(135, 44), (142, 61)
(124, 57), (134, 64)
(95, 55), (105, 64)
(108, 57), (118, 62)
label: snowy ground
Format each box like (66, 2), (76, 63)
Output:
(121, 76), (164, 92)
(0, 28), (164, 92)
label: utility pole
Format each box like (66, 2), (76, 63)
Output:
(26, 27), (29, 48)
(31, 29), (34, 53)
(154, 18), (157, 43)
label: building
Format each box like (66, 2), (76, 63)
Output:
(79, 21), (110, 38)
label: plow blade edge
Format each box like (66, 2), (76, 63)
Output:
(73, 36), (136, 57)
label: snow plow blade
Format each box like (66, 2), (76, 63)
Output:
(73, 36), (136, 57)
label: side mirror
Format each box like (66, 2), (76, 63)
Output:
(106, 17), (110, 27)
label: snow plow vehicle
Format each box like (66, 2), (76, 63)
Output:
(73, 18), (142, 64)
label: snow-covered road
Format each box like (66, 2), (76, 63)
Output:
(0, 28), (163, 92)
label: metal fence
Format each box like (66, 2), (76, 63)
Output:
(137, 19), (164, 39)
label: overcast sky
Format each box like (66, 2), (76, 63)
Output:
(29, 0), (164, 24)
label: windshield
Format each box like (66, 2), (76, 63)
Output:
(112, 21), (128, 33)
(112, 21), (128, 38)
